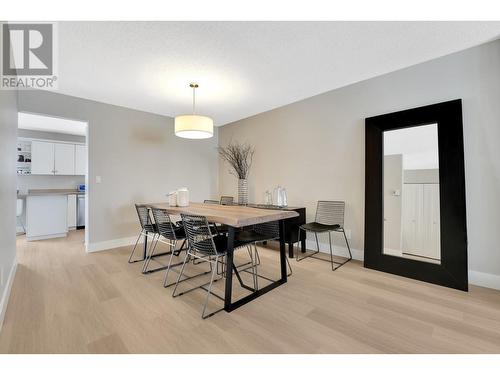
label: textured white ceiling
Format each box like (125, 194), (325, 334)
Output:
(55, 21), (500, 126)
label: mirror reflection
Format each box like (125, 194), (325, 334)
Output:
(383, 124), (441, 264)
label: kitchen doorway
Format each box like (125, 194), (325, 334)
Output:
(16, 112), (89, 248)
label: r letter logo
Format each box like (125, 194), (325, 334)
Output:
(1, 22), (58, 89)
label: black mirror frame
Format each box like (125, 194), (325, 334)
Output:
(364, 99), (468, 291)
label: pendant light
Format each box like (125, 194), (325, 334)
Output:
(174, 83), (214, 139)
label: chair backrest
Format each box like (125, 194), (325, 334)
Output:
(151, 207), (178, 241)
(180, 213), (218, 256)
(135, 204), (153, 229)
(315, 201), (345, 227)
(204, 199), (219, 205)
(254, 221), (279, 240)
(220, 196), (234, 205)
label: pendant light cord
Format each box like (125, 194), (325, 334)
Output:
(192, 85), (196, 115)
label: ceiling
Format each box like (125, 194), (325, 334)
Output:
(55, 21), (500, 126)
(18, 112), (88, 136)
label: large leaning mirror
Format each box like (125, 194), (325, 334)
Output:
(364, 100), (468, 291)
(383, 124), (441, 264)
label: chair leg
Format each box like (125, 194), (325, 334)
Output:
(128, 231), (144, 263)
(174, 239), (187, 256)
(342, 228), (353, 260)
(250, 245), (258, 291)
(295, 228), (320, 262)
(286, 255), (292, 276)
(172, 252), (190, 297)
(255, 246), (261, 265)
(328, 231), (335, 271)
(142, 233), (159, 273)
(328, 229), (352, 271)
(162, 240), (177, 287)
(202, 256), (219, 319)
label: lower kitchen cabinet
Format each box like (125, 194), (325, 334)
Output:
(67, 194), (77, 229)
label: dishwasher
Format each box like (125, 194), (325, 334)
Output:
(77, 194), (85, 229)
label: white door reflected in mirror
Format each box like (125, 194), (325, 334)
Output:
(383, 123), (441, 264)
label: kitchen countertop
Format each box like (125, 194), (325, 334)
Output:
(18, 189), (85, 198)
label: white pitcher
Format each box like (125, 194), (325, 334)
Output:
(167, 191), (178, 206)
(177, 187), (190, 207)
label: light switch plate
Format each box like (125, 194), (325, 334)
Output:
(95, 176), (102, 183)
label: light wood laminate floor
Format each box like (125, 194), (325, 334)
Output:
(1, 230), (500, 353)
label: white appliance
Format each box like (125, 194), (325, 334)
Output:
(77, 194), (85, 229)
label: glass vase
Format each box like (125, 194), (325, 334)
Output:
(238, 179), (248, 205)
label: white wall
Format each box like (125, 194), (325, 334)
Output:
(17, 90), (219, 250)
(0, 90), (18, 329)
(219, 39), (500, 289)
(383, 154), (402, 252)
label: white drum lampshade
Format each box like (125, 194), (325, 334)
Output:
(174, 114), (213, 139)
(174, 83), (214, 139)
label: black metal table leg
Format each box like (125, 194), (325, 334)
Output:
(223, 226), (235, 312)
(288, 242), (294, 258)
(143, 231), (148, 260)
(301, 237), (306, 253)
(224, 220), (288, 313)
(279, 220), (287, 281)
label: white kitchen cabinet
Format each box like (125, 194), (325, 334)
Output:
(31, 141), (55, 175)
(67, 194), (77, 229)
(26, 195), (68, 241)
(74, 144), (87, 175)
(29, 140), (84, 176)
(54, 143), (75, 175)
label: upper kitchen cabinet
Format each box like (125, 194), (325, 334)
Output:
(30, 140), (85, 176)
(74, 145), (87, 176)
(31, 141), (55, 175)
(54, 143), (76, 175)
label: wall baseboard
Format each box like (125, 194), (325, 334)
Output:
(86, 235), (500, 291)
(86, 235), (144, 253)
(469, 270), (500, 290)
(304, 239), (500, 290)
(304, 239), (363, 261)
(0, 259), (17, 332)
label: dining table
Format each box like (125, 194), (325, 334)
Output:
(142, 202), (299, 312)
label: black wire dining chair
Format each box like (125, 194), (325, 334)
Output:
(296, 201), (352, 271)
(128, 204), (158, 265)
(172, 213), (254, 319)
(203, 199), (219, 204)
(219, 196), (234, 205)
(149, 207), (188, 285)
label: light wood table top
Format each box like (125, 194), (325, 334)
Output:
(143, 201), (298, 228)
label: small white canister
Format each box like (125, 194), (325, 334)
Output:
(177, 187), (190, 207)
(168, 191), (178, 206)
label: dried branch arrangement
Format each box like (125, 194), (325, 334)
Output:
(218, 141), (255, 179)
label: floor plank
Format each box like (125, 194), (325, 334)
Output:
(1, 230), (500, 353)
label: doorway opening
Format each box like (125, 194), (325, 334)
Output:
(16, 112), (89, 248)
